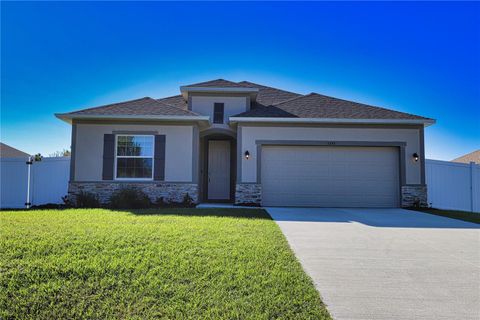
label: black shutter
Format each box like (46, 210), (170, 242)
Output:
(154, 135), (166, 181)
(102, 134), (115, 180)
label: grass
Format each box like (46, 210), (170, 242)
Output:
(0, 208), (331, 320)
(411, 208), (480, 224)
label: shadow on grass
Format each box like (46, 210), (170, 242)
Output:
(123, 207), (272, 220)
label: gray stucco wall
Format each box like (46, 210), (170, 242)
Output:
(73, 123), (194, 182)
(239, 125), (424, 185)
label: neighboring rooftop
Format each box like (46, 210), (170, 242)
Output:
(452, 150), (480, 164)
(0, 143), (30, 158)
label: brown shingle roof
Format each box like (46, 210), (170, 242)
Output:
(66, 97), (198, 116)
(59, 79), (433, 122)
(158, 81), (301, 110)
(233, 93), (431, 120)
(157, 95), (187, 109)
(452, 150), (480, 164)
(238, 81), (301, 106)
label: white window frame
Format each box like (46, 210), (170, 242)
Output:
(114, 134), (155, 181)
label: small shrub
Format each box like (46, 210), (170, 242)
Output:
(109, 188), (151, 209)
(62, 195), (72, 207)
(74, 191), (101, 208)
(413, 197), (421, 209)
(30, 203), (63, 210)
(155, 197), (168, 208)
(182, 193), (195, 208)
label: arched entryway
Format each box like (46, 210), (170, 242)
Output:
(199, 129), (237, 203)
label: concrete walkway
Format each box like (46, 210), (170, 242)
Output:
(267, 208), (480, 320)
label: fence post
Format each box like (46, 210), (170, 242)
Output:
(470, 162), (475, 213)
(25, 156), (33, 209)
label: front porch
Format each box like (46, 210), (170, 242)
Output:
(198, 129), (237, 203)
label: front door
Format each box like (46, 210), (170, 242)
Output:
(207, 140), (231, 200)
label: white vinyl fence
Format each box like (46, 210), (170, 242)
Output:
(0, 157), (70, 209)
(426, 159), (480, 213)
(1, 155), (478, 212)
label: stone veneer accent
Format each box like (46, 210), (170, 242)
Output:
(235, 183), (262, 205)
(401, 185), (428, 208)
(69, 182), (198, 205)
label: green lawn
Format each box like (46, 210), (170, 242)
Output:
(411, 208), (480, 224)
(0, 208), (330, 319)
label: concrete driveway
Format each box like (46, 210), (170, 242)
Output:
(267, 208), (480, 320)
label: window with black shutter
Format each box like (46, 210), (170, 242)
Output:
(213, 103), (224, 124)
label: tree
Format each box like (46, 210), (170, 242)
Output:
(49, 149), (71, 157)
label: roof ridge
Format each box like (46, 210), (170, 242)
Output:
(183, 78), (244, 88)
(157, 94), (182, 100)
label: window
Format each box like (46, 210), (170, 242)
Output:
(115, 135), (154, 179)
(213, 103), (224, 124)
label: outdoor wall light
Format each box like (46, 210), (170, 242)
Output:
(244, 150), (250, 160)
(413, 153), (419, 162)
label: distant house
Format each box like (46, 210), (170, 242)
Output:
(452, 150), (480, 164)
(0, 143), (30, 158)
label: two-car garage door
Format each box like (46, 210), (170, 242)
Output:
(261, 146), (400, 207)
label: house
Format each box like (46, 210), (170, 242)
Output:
(0, 143), (30, 158)
(452, 150), (480, 164)
(56, 79), (435, 207)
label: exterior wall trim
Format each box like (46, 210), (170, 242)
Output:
(237, 125), (243, 183)
(236, 122), (424, 129)
(419, 127), (426, 185)
(69, 123), (77, 182)
(199, 128), (236, 138)
(192, 125), (199, 183)
(255, 140), (407, 147)
(230, 117), (434, 126)
(72, 119), (208, 126)
(56, 114), (210, 124)
(189, 92), (254, 98)
(254, 141), (407, 184)
(112, 130), (158, 134)
(73, 180), (196, 184)
(188, 96), (193, 111)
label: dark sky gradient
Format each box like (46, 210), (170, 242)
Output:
(1, 2), (479, 159)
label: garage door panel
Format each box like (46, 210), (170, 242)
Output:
(261, 146), (400, 207)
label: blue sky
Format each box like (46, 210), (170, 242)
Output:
(1, 1), (479, 160)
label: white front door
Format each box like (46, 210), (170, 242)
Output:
(208, 140), (231, 200)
